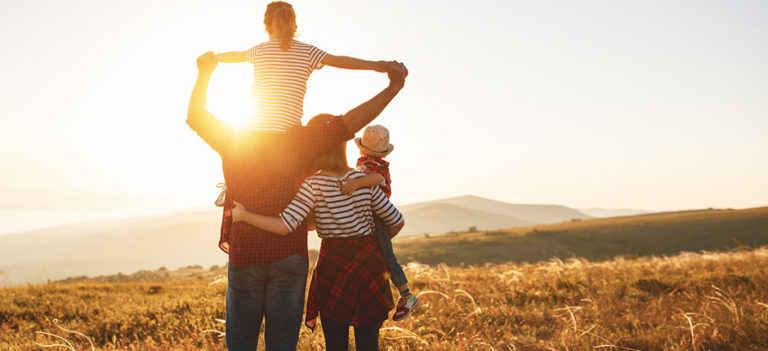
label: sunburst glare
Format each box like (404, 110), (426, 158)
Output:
(207, 64), (253, 127)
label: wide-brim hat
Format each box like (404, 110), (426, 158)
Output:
(355, 125), (394, 157)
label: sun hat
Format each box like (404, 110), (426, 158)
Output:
(355, 125), (394, 157)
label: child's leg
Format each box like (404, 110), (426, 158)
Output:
(372, 216), (409, 295)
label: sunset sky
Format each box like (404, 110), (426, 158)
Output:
(1, 0), (767, 234)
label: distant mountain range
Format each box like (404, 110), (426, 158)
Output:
(0, 195), (642, 285)
(398, 195), (591, 235)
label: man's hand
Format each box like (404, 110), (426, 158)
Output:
(387, 61), (408, 91)
(196, 51), (218, 75)
(341, 61), (408, 134)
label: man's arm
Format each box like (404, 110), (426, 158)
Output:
(216, 51), (247, 63)
(288, 62), (408, 162)
(322, 55), (390, 72)
(341, 61), (408, 134)
(187, 52), (231, 153)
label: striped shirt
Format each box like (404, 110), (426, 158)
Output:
(246, 39), (327, 132)
(279, 170), (404, 239)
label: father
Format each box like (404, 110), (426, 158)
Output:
(187, 52), (407, 350)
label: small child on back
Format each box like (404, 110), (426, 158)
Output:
(341, 125), (420, 321)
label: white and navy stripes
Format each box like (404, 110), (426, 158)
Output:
(246, 39), (327, 132)
(280, 170), (404, 239)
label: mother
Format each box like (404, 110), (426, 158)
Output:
(231, 118), (405, 350)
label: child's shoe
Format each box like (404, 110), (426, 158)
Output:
(214, 183), (227, 207)
(392, 294), (419, 321)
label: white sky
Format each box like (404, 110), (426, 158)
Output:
(1, 0), (767, 234)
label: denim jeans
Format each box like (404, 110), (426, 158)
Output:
(226, 254), (308, 351)
(372, 216), (408, 287)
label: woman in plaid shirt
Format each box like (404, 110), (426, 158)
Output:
(231, 114), (405, 350)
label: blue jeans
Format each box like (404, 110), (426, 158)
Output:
(372, 216), (408, 287)
(226, 254), (308, 351)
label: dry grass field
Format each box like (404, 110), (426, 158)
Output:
(2, 246), (768, 350)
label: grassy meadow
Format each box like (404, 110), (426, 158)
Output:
(2, 246), (768, 350)
(394, 206), (768, 266)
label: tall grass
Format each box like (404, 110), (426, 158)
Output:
(1, 248), (767, 350)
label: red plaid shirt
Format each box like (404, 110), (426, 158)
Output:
(305, 235), (393, 329)
(187, 111), (353, 267)
(356, 156), (391, 198)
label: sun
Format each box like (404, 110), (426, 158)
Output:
(207, 64), (254, 127)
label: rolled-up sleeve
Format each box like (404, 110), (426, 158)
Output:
(279, 180), (316, 232)
(370, 186), (403, 226)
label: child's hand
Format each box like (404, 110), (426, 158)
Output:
(340, 178), (362, 195)
(196, 51), (218, 74)
(231, 201), (245, 222)
(386, 60), (408, 77)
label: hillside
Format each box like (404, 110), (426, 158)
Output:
(577, 207), (650, 218)
(397, 202), (536, 236)
(400, 195), (592, 224)
(393, 206), (768, 266)
(2, 248), (767, 350)
(0, 209), (227, 285)
(0, 196), (595, 285)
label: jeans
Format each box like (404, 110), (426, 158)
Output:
(320, 313), (384, 351)
(372, 216), (408, 287)
(226, 254), (308, 351)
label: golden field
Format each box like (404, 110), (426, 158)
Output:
(2, 246), (768, 350)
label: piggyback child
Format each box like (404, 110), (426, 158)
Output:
(341, 125), (420, 321)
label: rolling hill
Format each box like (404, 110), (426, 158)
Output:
(393, 206), (768, 266)
(400, 195), (592, 224)
(577, 207), (651, 218)
(397, 202), (536, 236)
(0, 196), (595, 284)
(3, 196), (756, 285)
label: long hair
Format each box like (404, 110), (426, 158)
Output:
(264, 1), (297, 51)
(307, 114), (348, 173)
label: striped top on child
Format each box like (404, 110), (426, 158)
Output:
(246, 39), (327, 132)
(279, 170), (404, 239)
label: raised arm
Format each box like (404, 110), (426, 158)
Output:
(341, 62), (408, 134)
(215, 51), (247, 63)
(340, 173), (385, 195)
(322, 54), (390, 72)
(187, 52), (231, 152)
(232, 201), (291, 235)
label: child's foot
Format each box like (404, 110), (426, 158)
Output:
(392, 295), (419, 321)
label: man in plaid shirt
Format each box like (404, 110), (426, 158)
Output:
(187, 52), (407, 351)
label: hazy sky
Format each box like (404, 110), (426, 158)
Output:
(1, 0), (767, 233)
